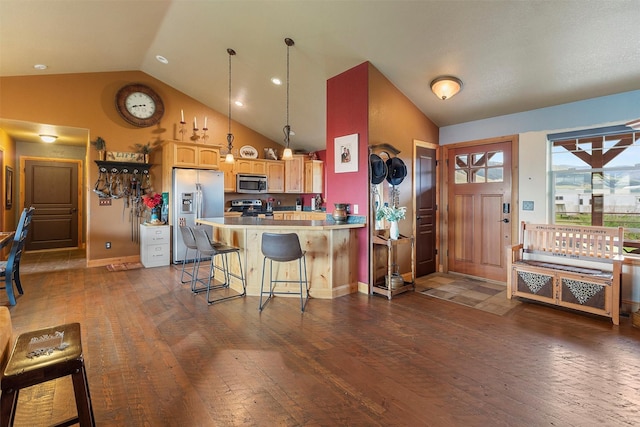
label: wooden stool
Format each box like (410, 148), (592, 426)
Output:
(1, 322), (95, 427)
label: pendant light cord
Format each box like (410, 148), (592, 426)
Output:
(227, 48), (236, 151)
(283, 38), (294, 148)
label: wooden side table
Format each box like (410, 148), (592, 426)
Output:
(371, 234), (415, 300)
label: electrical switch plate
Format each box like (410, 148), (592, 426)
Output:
(99, 198), (112, 206)
(353, 204), (359, 214)
(105, 242), (111, 249)
(522, 201), (534, 211)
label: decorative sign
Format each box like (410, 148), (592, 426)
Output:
(106, 151), (145, 163)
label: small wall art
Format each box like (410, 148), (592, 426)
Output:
(5, 166), (12, 209)
(334, 133), (358, 173)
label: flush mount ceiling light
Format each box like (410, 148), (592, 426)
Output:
(39, 134), (57, 143)
(430, 76), (463, 100)
(33, 64), (47, 70)
(225, 48), (237, 164)
(155, 55), (169, 64)
(282, 37), (295, 161)
(271, 77), (282, 85)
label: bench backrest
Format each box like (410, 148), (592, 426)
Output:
(520, 222), (624, 264)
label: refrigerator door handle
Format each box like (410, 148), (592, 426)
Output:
(195, 183), (203, 219)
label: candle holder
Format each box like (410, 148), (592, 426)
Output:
(201, 127), (209, 143)
(178, 121), (187, 141)
(190, 127), (200, 142)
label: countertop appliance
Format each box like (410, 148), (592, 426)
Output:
(236, 173), (268, 194)
(172, 168), (224, 263)
(230, 199), (274, 217)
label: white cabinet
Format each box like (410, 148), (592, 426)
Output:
(140, 224), (170, 268)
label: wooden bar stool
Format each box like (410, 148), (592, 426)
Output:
(1, 322), (95, 427)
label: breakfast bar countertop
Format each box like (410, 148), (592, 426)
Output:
(197, 217), (366, 230)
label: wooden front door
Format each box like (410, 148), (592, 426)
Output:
(24, 159), (80, 250)
(415, 144), (437, 277)
(446, 138), (514, 282)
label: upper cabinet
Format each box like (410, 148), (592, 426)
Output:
(163, 141), (220, 168)
(236, 159), (266, 175)
(284, 155), (305, 193)
(304, 160), (324, 194)
(265, 160), (285, 193)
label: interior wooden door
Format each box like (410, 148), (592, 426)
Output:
(24, 159), (80, 250)
(446, 139), (513, 282)
(415, 144), (437, 277)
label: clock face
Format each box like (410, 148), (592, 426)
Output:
(115, 84), (164, 127)
(125, 92), (156, 119)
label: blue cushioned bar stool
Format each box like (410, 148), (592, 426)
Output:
(178, 226), (208, 293)
(0, 207), (35, 306)
(192, 227), (246, 304)
(259, 233), (309, 313)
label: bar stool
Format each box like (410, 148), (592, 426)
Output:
(1, 322), (95, 427)
(192, 227), (246, 305)
(178, 226), (208, 293)
(259, 233), (309, 313)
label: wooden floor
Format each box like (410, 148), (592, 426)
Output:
(2, 249), (640, 426)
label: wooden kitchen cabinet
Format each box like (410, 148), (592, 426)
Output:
(266, 160), (284, 193)
(304, 160), (324, 194)
(285, 155), (304, 193)
(218, 161), (236, 192)
(159, 141), (221, 193)
(236, 159), (266, 174)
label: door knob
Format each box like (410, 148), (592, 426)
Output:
(500, 218), (510, 223)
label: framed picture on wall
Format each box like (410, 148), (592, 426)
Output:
(5, 166), (12, 209)
(334, 133), (358, 173)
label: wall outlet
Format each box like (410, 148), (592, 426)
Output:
(105, 242), (111, 249)
(353, 204), (359, 214)
(99, 198), (112, 206)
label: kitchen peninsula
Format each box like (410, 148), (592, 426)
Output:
(196, 217), (365, 299)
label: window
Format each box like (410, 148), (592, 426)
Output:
(549, 126), (640, 249)
(454, 150), (504, 184)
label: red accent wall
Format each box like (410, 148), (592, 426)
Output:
(326, 62), (370, 285)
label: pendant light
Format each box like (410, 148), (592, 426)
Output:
(225, 48), (236, 164)
(282, 37), (294, 160)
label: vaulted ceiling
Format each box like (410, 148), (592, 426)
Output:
(1, 1), (639, 151)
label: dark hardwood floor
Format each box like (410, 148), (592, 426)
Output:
(2, 249), (640, 426)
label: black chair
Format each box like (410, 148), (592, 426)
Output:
(0, 207), (35, 306)
(259, 233), (309, 313)
(192, 227), (246, 305)
(178, 225), (207, 293)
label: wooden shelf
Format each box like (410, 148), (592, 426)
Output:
(371, 234), (415, 299)
(95, 161), (152, 174)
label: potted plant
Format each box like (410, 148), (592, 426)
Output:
(133, 141), (154, 163)
(91, 136), (106, 160)
(375, 204), (406, 240)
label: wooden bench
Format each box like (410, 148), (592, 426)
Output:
(507, 222), (624, 325)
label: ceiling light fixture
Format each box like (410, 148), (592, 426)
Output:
(282, 37), (295, 161)
(225, 48), (237, 164)
(155, 55), (169, 64)
(33, 64), (47, 70)
(39, 134), (57, 143)
(430, 75), (463, 100)
(271, 77), (282, 85)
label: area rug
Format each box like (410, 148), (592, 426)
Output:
(106, 262), (144, 272)
(418, 274), (520, 316)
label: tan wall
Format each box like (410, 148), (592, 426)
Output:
(0, 128), (16, 235)
(0, 71), (279, 264)
(367, 63), (439, 275)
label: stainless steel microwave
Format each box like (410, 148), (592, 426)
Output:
(236, 173), (268, 193)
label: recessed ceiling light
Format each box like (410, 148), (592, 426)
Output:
(156, 55), (169, 64)
(271, 77), (282, 85)
(33, 64), (47, 70)
(234, 100), (244, 107)
(39, 134), (57, 143)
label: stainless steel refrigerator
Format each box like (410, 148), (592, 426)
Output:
(172, 168), (224, 263)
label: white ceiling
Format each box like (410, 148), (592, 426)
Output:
(1, 0), (639, 151)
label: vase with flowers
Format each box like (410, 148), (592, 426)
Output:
(142, 192), (163, 224)
(375, 204), (406, 240)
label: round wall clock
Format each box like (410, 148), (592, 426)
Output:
(115, 83), (165, 127)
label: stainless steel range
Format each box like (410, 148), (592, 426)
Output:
(230, 199), (273, 217)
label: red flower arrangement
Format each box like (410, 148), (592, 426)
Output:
(142, 192), (162, 209)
